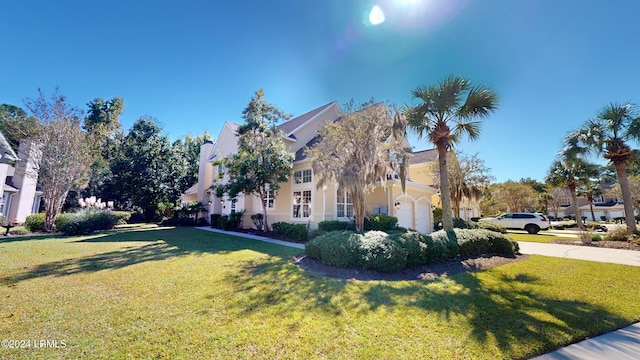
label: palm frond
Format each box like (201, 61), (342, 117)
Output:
(458, 85), (499, 119)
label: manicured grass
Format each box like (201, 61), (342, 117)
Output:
(1, 226), (640, 359)
(508, 232), (576, 243)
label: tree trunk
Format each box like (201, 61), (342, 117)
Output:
(353, 190), (366, 233)
(589, 201), (596, 222)
(614, 161), (637, 234)
(260, 192), (268, 232)
(438, 146), (453, 231)
(569, 186), (584, 230)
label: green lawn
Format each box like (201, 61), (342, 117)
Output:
(508, 232), (577, 243)
(2, 226), (640, 359)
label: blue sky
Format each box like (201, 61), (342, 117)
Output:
(1, 0), (638, 183)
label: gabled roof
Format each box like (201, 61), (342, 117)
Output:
(295, 135), (322, 162)
(0, 131), (18, 164)
(409, 149), (438, 165)
(278, 101), (337, 135)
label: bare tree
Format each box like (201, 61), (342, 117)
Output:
(25, 89), (92, 232)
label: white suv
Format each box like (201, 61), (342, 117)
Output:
(479, 212), (549, 234)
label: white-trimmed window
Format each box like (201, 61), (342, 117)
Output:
(293, 190), (312, 218)
(231, 198), (237, 212)
(336, 189), (353, 218)
(263, 190), (275, 210)
(294, 169), (312, 184)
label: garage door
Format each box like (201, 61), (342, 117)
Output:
(415, 202), (430, 234)
(396, 201), (413, 230)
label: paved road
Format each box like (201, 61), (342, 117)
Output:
(518, 241), (640, 267)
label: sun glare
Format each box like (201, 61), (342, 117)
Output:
(369, 5), (385, 25)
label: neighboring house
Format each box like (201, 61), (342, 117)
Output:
(0, 131), (43, 223)
(407, 149), (482, 220)
(187, 102), (439, 233)
(549, 183), (626, 221)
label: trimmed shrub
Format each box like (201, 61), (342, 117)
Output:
(454, 228), (519, 256)
(217, 215), (229, 230)
(272, 222), (308, 242)
(57, 210), (123, 235)
(388, 230), (429, 267)
(210, 214), (221, 229)
(355, 231), (407, 272)
(427, 230), (459, 262)
(475, 221), (507, 234)
(364, 215), (398, 232)
(453, 218), (477, 229)
(306, 230), (407, 272)
(309, 231), (361, 268)
(25, 213), (46, 232)
(318, 220), (352, 232)
(308, 229), (328, 240)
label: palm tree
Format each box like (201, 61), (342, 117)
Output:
(562, 102), (640, 233)
(577, 182), (603, 221)
(405, 76), (498, 231)
(546, 158), (600, 230)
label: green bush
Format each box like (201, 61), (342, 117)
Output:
(217, 215), (229, 230)
(427, 230), (459, 262)
(307, 231), (361, 268)
(305, 228), (519, 273)
(388, 230), (429, 267)
(57, 210), (124, 235)
(475, 221), (507, 234)
(272, 222), (308, 242)
(25, 213), (46, 232)
(210, 214), (221, 229)
(308, 229), (328, 240)
(604, 227), (631, 242)
(453, 218), (477, 229)
(452, 228), (518, 255)
(364, 215), (398, 231)
(318, 220), (352, 232)
(355, 231), (407, 272)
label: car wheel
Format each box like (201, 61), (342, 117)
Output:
(525, 224), (540, 234)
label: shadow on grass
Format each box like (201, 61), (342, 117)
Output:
(1, 226), (301, 286)
(223, 256), (633, 359)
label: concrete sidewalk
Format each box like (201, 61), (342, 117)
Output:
(195, 226), (305, 249)
(519, 241), (640, 359)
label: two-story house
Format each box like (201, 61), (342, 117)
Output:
(188, 101), (440, 233)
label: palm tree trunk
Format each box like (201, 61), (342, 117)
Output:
(589, 201), (596, 222)
(614, 161), (637, 234)
(438, 146), (453, 231)
(569, 186), (584, 230)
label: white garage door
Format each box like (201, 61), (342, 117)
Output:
(415, 202), (430, 234)
(396, 201), (413, 230)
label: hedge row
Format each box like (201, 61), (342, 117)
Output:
(25, 210), (131, 235)
(317, 214), (400, 232)
(305, 228), (519, 272)
(272, 222), (308, 242)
